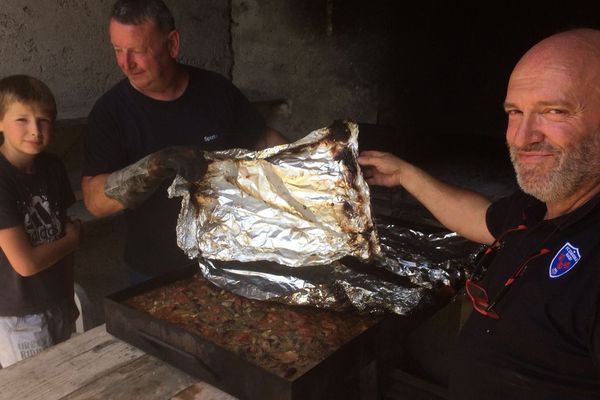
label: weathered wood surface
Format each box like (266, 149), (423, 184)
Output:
(0, 325), (199, 400)
(171, 382), (238, 400)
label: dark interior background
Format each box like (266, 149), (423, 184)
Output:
(349, 1), (600, 139)
(316, 1), (600, 212)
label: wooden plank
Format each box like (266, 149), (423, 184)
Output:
(64, 354), (197, 400)
(0, 325), (197, 400)
(170, 382), (239, 400)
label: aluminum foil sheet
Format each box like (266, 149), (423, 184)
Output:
(182, 219), (479, 315)
(168, 120), (480, 315)
(374, 222), (480, 290)
(169, 120), (379, 267)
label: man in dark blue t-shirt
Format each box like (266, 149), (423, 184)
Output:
(358, 28), (600, 399)
(81, 0), (286, 281)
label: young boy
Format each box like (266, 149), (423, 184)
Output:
(0, 75), (81, 367)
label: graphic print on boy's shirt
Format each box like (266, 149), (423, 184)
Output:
(22, 195), (61, 245)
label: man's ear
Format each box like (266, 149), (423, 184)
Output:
(167, 30), (180, 59)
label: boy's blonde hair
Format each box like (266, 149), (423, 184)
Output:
(0, 75), (57, 121)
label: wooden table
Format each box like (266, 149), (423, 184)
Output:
(0, 325), (235, 400)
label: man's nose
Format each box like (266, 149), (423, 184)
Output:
(508, 114), (544, 148)
(119, 52), (135, 72)
(125, 52), (135, 70)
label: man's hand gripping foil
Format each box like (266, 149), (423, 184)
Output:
(104, 146), (207, 209)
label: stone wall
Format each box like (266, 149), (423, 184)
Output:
(231, 0), (393, 139)
(0, 0), (231, 119)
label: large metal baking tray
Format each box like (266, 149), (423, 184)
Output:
(104, 264), (389, 400)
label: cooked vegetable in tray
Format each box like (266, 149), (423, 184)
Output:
(126, 273), (380, 379)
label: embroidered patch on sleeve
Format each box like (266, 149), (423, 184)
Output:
(549, 242), (581, 278)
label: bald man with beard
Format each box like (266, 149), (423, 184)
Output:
(359, 28), (600, 399)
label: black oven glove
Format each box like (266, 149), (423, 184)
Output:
(104, 146), (208, 209)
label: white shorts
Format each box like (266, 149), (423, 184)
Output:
(0, 300), (77, 368)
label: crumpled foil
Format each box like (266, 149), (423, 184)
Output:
(169, 120), (379, 267)
(374, 222), (480, 290)
(170, 221), (479, 315)
(169, 121), (479, 315)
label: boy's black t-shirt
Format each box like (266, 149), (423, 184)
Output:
(449, 190), (600, 399)
(0, 152), (76, 316)
(82, 66), (265, 276)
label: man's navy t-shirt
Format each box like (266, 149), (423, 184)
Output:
(449, 190), (600, 399)
(83, 66), (265, 276)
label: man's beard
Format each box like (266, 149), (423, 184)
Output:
(509, 132), (600, 203)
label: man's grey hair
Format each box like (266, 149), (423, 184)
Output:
(110, 0), (175, 33)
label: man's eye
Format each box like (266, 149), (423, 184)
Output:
(506, 109), (521, 116)
(548, 109), (564, 115)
